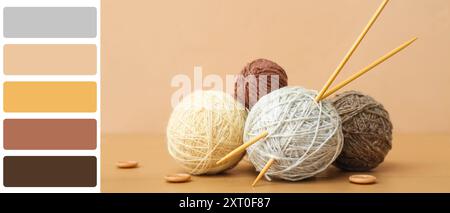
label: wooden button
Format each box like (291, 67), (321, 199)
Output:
(116, 160), (139, 169)
(165, 173), (192, 183)
(349, 174), (377, 184)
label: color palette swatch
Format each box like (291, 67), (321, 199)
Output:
(3, 7), (97, 38)
(4, 82), (97, 112)
(4, 156), (97, 187)
(1, 0), (100, 192)
(4, 44), (97, 75)
(4, 119), (97, 150)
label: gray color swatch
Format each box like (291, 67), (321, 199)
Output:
(4, 7), (97, 38)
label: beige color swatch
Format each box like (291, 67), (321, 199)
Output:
(4, 44), (97, 75)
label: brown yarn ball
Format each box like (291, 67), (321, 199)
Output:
(330, 91), (393, 171)
(234, 58), (288, 109)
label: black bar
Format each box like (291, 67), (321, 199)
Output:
(0, 193), (449, 211)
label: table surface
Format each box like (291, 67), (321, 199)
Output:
(101, 133), (450, 193)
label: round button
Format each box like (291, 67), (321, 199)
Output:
(349, 174), (377, 184)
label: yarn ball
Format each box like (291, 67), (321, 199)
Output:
(234, 58), (288, 109)
(245, 87), (343, 181)
(330, 91), (393, 172)
(167, 90), (247, 175)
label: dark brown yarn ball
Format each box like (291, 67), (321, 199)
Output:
(234, 59), (288, 109)
(330, 91), (393, 171)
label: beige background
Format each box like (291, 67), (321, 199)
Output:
(102, 0), (450, 134)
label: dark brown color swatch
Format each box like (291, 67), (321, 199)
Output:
(4, 156), (97, 187)
(4, 119), (97, 150)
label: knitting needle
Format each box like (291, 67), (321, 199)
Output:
(252, 158), (275, 187)
(315, 0), (389, 102)
(216, 131), (269, 165)
(318, 37), (417, 101)
(252, 0), (390, 186)
(252, 37), (417, 187)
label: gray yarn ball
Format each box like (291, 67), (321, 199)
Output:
(330, 91), (393, 171)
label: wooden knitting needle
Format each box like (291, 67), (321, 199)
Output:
(216, 131), (269, 165)
(315, 0), (390, 102)
(252, 0), (390, 187)
(252, 158), (275, 187)
(251, 37), (417, 187)
(318, 37), (417, 101)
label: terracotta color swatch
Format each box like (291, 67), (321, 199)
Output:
(4, 44), (97, 75)
(4, 119), (97, 150)
(3, 156), (97, 187)
(3, 82), (97, 112)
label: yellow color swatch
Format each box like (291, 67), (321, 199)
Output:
(4, 82), (97, 112)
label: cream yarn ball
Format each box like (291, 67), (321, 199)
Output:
(167, 90), (247, 175)
(245, 87), (343, 181)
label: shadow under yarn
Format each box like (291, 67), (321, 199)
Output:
(331, 91), (393, 172)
